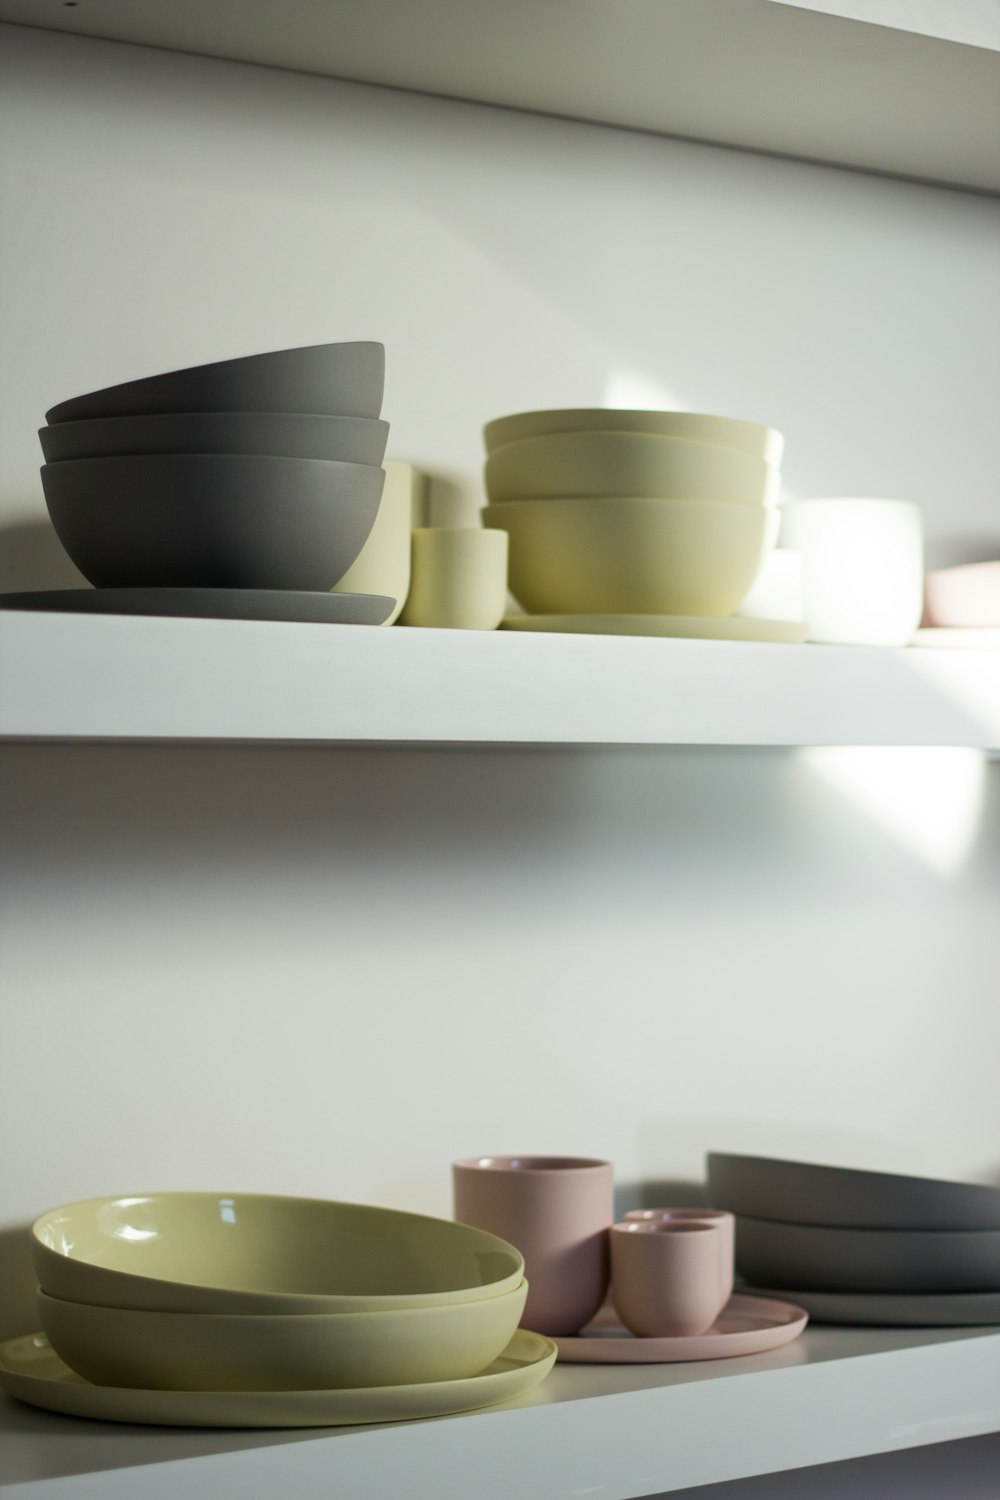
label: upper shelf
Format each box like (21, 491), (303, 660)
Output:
(2, 611), (999, 749)
(2, 1324), (999, 1498)
(1, 0), (998, 193)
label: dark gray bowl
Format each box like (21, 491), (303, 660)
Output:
(45, 343), (385, 424)
(39, 412), (390, 466)
(41, 453), (384, 591)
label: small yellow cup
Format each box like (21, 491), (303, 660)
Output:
(398, 528), (508, 630)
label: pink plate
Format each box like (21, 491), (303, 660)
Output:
(553, 1293), (807, 1363)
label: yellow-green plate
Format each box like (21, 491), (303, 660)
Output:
(501, 614), (807, 642)
(0, 1330), (556, 1429)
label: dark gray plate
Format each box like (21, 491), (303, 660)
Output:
(46, 342), (384, 424)
(707, 1152), (1000, 1231)
(0, 589), (395, 624)
(39, 411), (390, 466)
(738, 1283), (1000, 1327)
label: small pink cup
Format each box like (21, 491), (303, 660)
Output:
(453, 1156), (613, 1336)
(611, 1221), (730, 1338)
(623, 1208), (734, 1305)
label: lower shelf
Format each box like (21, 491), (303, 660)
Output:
(2, 1324), (999, 1498)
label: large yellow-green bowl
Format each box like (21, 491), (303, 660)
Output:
(37, 1281), (528, 1391)
(32, 1195), (525, 1315)
(484, 430), (779, 506)
(483, 409), (784, 467)
(482, 497), (780, 616)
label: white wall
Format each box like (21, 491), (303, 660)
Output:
(1, 15), (999, 1423)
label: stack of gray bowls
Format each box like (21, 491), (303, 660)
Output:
(37, 342), (390, 596)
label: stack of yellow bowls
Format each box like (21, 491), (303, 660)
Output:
(480, 409), (783, 626)
(31, 1193), (529, 1393)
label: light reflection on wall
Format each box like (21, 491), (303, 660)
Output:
(602, 370), (684, 410)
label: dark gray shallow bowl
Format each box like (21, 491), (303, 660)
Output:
(41, 454), (384, 591)
(45, 343), (384, 424)
(0, 589), (395, 624)
(735, 1215), (1000, 1294)
(39, 412), (390, 466)
(707, 1152), (1000, 1231)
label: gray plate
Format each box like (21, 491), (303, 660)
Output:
(739, 1284), (1000, 1327)
(735, 1215), (1000, 1293)
(39, 411), (390, 466)
(46, 342), (384, 424)
(0, 590), (395, 624)
(707, 1152), (1000, 1231)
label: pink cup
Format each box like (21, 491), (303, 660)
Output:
(453, 1156), (613, 1336)
(623, 1208), (734, 1304)
(611, 1221), (731, 1337)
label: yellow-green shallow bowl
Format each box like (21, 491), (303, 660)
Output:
(0, 1328), (556, 1427)
(483, 409), (784, 467)
(32, 1194), (524, 1314)
(37, 1280), (528, 1391)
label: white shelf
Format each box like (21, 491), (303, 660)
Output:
(2, 611), (1000, 750)
(0, 0), (997, 193)
(2, 1325), (1000, 1498)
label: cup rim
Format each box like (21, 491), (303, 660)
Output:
(453, 1155), (611, 1174)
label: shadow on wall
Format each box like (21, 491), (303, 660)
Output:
(0, 1224), (37, 1342)
(0, 519), (85, 593)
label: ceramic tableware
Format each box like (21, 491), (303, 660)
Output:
(38, 411), (390, 466)
(45, 342), (385, 424)
(32, 1194), (524, 1313)
(483, 409), (784, 467)
(398, 528), (508, 630)
(40, 453), (384, 590)
(453, 1156), (614, 1336)
(734, 548), (803, 622)
(332, 460), (421, 624)
(623, 1209), (735, 1303)
(923, 561), (1000, 629)
(912, 628), (1000, 649)
(553, 1292), (807, 1363)
(780, 498), (924, 645)
(736, 1285), (1000, 1327)
(38, 1281), (527, 1391)
(483, 498), (780, 616)
(500, 613), (807, 642)
(0, 589), (395, 623)
(484, 431), (779, 505)
(735, 1216), (1000, 1293)
(611, 1222), (731, 1337)
(0, 1329), (556, 1428)
(706, 1152), (1000, 1230)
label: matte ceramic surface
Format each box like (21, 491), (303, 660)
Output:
(32, 1194), (525, 1314)
(38, 1281), (527, 1391)
(397, 528), (509, 630)
(454, 1157), (614, 1337)
(623, 1209), (735, 1301)
(734, 548), (803, 622)
(45, 342), (385, 424)
(483, 498), (780, 616)
(735, 1216), (1000, 1293)
(500, 613), (807, 642)
(41, 453), (384, 590)
(483, 408), (784, 466)
(923, 561), (1000, 628)
(0, 1329), (556, 1428)
(0, 589), (395, 624)
(332, 460), (417, 624)
(706, 1152), (1000, 1230)
(611, 1222), (731, 1337)
(38, 411), (390, 466)
(553, 1293), (807, 1363)
(737, 1285), (1000, 1327)
(484, 431), (778, 506)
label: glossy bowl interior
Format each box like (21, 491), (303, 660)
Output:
(37, 1280), (529, 1391)
(32, 1194), (526, 1313)
(483, 408), (784, 466)
(483, 497), (780, 616)
(40, 453), (384, 590)
(38, 411), (390, 466)
(45, 342), (385, 424)
(484, 430), (778, 506)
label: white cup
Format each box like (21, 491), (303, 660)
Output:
(780, 498), (924, 646)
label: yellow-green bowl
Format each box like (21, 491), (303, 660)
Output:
(483, 408), (784, 467)
(37, 1281), (529, 1391)
(482, 497), (780, 616)
(32, 1194), (525, 1314)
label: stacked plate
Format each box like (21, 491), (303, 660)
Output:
(0, 1192), (557, 1428)
(9, 343), (398, 625)
(481, 409), (803, 642)
(707, 1151), (1000, 1326)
